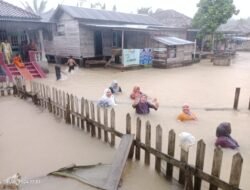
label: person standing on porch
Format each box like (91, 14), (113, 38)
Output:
(1, 40), (12, 65)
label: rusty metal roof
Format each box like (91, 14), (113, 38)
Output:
(0, 0), (40, 21)
(153, 36), (194, 46)
(54, 5), (162, 25)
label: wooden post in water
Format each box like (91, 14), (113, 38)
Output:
(209, 148), (223, 190)
(80, 98), (85, 130)
(97, 106), (102, 139)
(145, 121), (151, 165)
(229, 153), (243, 188)
(194, 140), (206, 190)
(155, 125), (162, 173)
(233, 87), (240, 110)
(166, 129), (176, 178)
(126, 113), (134, 159)
(104, 108), (109, 143)
(110, 108), (115, 147)
(90, 102), (96, 137)
(179, 149), (189, 185)
(135, 117), (141, 160)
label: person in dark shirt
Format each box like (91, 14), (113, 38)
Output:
(132, 94), (159, 114)
(215, 122), (239, 149)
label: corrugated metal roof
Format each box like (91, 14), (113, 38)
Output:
(80, 23), (160, 30)
(58, 5), (162, 25)
(0, 0), (40, 21)
(153, 36), (194, 45)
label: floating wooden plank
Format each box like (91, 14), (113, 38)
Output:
(103, 134), (134, 190)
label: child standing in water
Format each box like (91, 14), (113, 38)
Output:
(66, 56), (78, 73)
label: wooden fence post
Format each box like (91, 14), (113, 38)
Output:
(155, 125), (162, 173)
(110, 108), (115, 147)
(97, 106), (102, 139)
(233, 87), (240, 110)
(70, 94), (75, 126)
(104, 108), (109, 143)
(145, 121), (151, 165)
(229, 153), (243, 188)
(90, 101), (96, 137)
(80, 97), (85, 130)
(194, 140), (206, 190)
(75, 96), (80, 128)
(166, 129), (176, 178)
(126, 113), (134, 159)
(209, 147), (223, 190)
(135, 117), (141, 160)
(179, 149), (189, 185)
(248, 97), (250, 110)
(85, 99), (90, 132)
(65, 93), (71, 124)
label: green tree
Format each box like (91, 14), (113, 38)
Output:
(192, 0), (239, 51)
(22, 0), (52, 16)
(137, 7), (152, 15)
(90, 2), (106, 10)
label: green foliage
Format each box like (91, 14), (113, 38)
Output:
(137, 7), (153, 15)
(22, 0), (51, 16)
(192, 0), (239, 37)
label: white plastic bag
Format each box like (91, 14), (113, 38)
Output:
(179, 132), (196, 151)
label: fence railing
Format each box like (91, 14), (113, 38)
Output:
(3, 79), (244, 190)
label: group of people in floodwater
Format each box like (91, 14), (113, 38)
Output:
(97, 81), (239, 150)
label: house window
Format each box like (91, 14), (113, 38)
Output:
(112, 31), (122, 48)
(168, 46), (177, 58)
(57, 24), (65, 36)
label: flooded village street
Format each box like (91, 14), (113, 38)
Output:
(0, 52), (250, 189)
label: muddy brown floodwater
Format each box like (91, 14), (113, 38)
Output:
(1, 52), (250, 189)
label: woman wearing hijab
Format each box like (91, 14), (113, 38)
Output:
(109, 80), (122, 94)
(215, 122), (239, 149)
(132, 94), (159, 114)
(130, 86), (143, 100)
(177, 104), (197, 122)
(98, 88), (117, 107)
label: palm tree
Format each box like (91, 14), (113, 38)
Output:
(22, 0), (51, 16)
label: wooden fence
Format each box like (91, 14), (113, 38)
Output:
(1, 79), (244, 190)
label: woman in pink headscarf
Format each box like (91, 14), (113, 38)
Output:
(130, 86), (143, 100)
